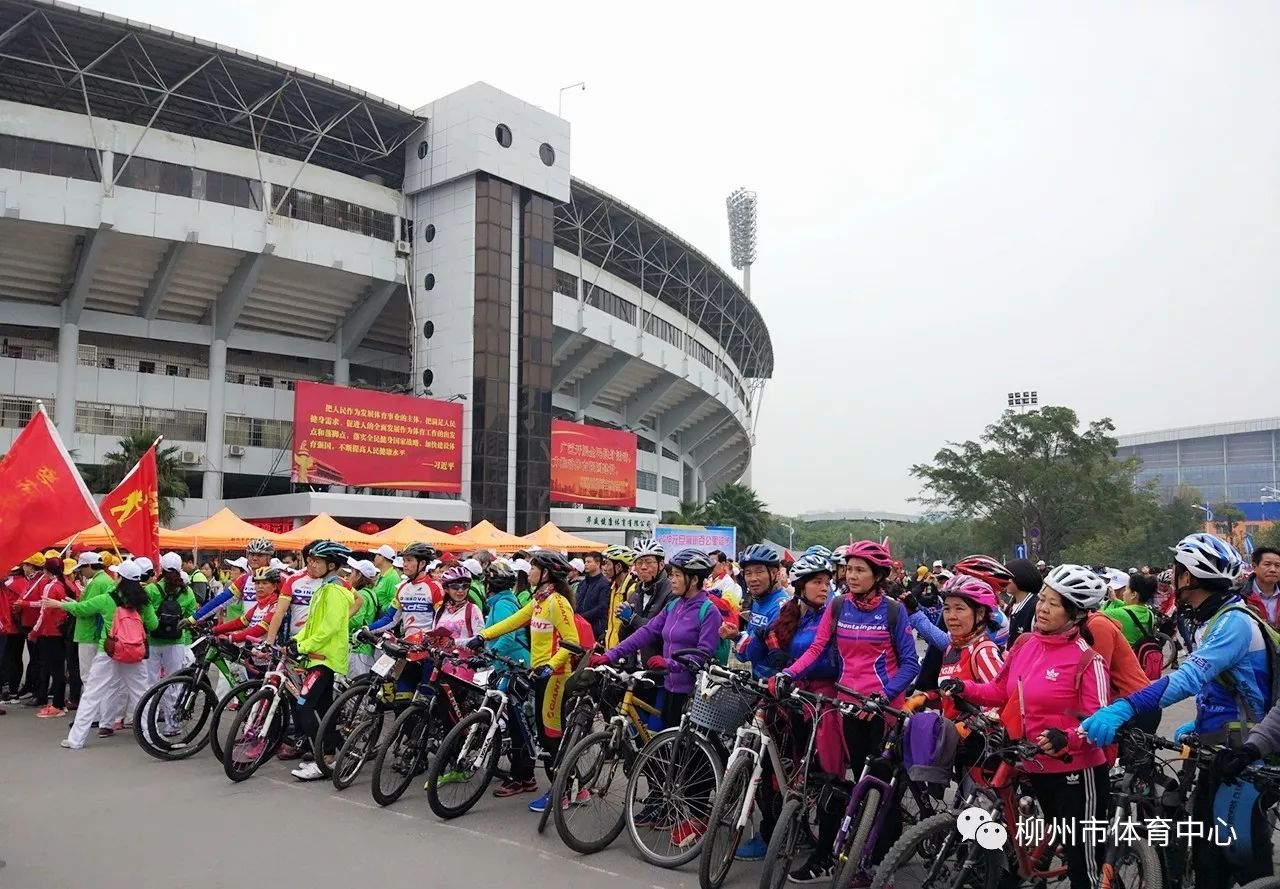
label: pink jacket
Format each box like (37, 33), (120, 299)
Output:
(963, 629), (1109, 774)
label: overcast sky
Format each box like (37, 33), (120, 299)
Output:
(84, 1), (1280, 515)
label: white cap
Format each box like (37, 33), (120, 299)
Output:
(425, 559), (440, 571)
(374, 544), (398, 561)
(462, 558), (484, 577)
(159, 552), (183, 572)
(224, 556), (249, 572)
(1105, 568), (1130, 591)
(116, 560), (144, 581)
(570, 558), (586, 573)
(932, 560), (944, 570)
(393, 556), (404, 569)
(1036, 560), (1047, 568)
(180, 570), (190, 584)
(269, 558), (287, 571)
(512, 558), (532, 575)
(347, 558), (378, 580)
(76, 551), (103, 567)
(134, 556), (155, 575)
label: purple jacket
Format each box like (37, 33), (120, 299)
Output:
(605, 589), (722, 693)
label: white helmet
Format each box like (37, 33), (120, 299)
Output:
(633, 538), (665, 560)
(1043, 563), (1107, 610)
(1171, 533), (1243, 584)
(789, 553), (834, 586)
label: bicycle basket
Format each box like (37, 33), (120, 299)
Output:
(689, 671), (757, 735)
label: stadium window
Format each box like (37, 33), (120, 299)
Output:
(636, 437), (656, 454)
(637, 470), (657, 492)
(661, 476), (680, 497)
(662, 447), (679, 461)
(138, 360), (155, 374)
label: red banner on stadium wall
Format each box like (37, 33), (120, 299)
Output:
(551, 420), (637, 508)
(291, 382), (463, 492)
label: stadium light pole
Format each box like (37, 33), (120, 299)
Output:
(726, 187), (758, 298)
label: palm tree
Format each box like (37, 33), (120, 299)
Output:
(91, 432), (190, 525)
(661, 499), (707, 525)
(701, 483), (770, 547)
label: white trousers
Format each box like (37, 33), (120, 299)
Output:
(66, 653), (151, 748)
(148, 645), (186, 729)
(78, 643), (97, 686)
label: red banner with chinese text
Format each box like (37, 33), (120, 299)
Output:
(0, 407), (102, 573)
(99, 441), (160, 562)
(551, 420), (637, 508)
(291, 382), (463, 492)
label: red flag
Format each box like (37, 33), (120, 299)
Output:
(99, 440), (160, 563)
(0, 406), (102, 574)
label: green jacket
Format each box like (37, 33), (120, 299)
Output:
(295, 578), (354, 675)
(1102, 600), (1156, 646)
(60, 591), (158, 652)
(145, 582), (198, 645)
(372, 567), (401, 615)
(349, 587), (377, 656)
(468, 578), (487, 615)
(72, 570), (117, 644)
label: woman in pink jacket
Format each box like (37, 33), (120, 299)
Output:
(941, 564), (1112, 889)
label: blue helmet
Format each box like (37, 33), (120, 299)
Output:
(802, 545), (832, 561)
(1171, 533), (1243, 583)
(741, 543), (783, 568)
(668, 548), (715, 578)
(309, 539), (352, 566)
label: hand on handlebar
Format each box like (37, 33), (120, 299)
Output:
(1037, 728), (1069, 755)
(463, 634), (486, 651)
(645, 655), (667, 671)
(1216, 743), (1262, 785)
(767, 672), (793, 699)
(589, 653), (611, 668)
(938, 678), (965, 697)
(532, 664), (554, 681)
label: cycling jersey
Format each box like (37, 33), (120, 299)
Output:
(784, 595), (920, 702)
(211, 594), (279, 642)
(366, 576), (440, 635)
(908, 609), (1006, 651)
(281, 573), (325, 638)
(293, 576), (354, 675)
(742, 603), (839, 684)
(739, 586), (789, 679)
(233, 570), (257, 609)
(936, 635), (1003, 719)
(604, 573), (637, 649)
(481, 587), (578, 673)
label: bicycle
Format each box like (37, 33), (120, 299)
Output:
(548, 661), (662, 854)
(222, 643), (309, 782)
(536, 641), (603, 834)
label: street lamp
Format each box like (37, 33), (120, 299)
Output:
(780, 521), (794, 551)
(1193, 503), (1215, 523)
(1261, 486), (1280, 520)
(558, 81), (585, 117)
(726, 187), (758, 298)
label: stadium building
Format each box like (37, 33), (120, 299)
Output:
(0, 0), (772, 540)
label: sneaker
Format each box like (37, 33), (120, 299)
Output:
(671, 819), (707, 849)
(111, 719), (124, 731)
(736, 834), (769, 861)
(97, 727), (114, 738)
(59, 739), (83, 749)
(570, 787), (592, 806)
(227, 700), (240, 712)
(789, 859), (836, 884)
(291, 761), (325, 781)
(35, 706), (66, 719)
(67, 701), (78, 711)
(276, 744), (303, 761)
(492, 779), (539, 798)
(528, 791), (554, 813)
(635, 802), (676, 830)
(430, 770), (467, 790)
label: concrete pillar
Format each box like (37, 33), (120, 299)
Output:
(334, 357), (350, 387)
(55, 321), (79, 442)
(204, 339), (227, 501)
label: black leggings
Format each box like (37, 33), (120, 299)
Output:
(32, 636), (66, 708)
(292, 666), (336, 758)
(2, 628), (28, 696)
(812, 714), (896, 866)
(1026, 765), (1110, 889)
(511, 675), (564, 782)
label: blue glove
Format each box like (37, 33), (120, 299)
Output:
(1172, 720), (1196, 743)
(532, 665), (554, 681)
(1080, 699), (1134, 746)
(617, 602), (635, 622)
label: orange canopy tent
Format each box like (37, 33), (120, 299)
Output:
(519, 522), (607, 552)
(59, 522), (194, 550)
(166, 508), (293, 550)
(277, 513), (385, 550)
(448, 520), (527, 554)
(375, 517), (462, 550)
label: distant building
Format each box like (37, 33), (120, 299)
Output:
(796, 510), (921, 524)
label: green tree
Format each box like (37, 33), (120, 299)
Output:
(90, 432), (190, 525)
(911, 406), (1139, 560)
(701, 483), (770, 547)
(1061, 489), (1204, 568)
(661, 499), (707, 525)
(1255, 521), (1280, 551)
(1211, 501), (1246, 540)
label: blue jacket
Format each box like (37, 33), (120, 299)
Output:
(484, 588), (530, 669)
(743, 603), (839, 682)
(739, 587), (790, 679)
(575, 572), (612, 640)
(909, 608), (1009, 652)
(606, 590), (722, 693)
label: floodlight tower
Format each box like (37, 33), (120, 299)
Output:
(726, 187), (758, 297)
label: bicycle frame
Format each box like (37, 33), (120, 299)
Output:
(723, 698), (792, 833)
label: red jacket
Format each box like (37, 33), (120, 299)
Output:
(18, 574), (51, 629)
(0, 573), (25, 634)
(28, 575), (70, 638)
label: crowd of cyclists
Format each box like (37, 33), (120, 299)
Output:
(6, 528), (1280, 889)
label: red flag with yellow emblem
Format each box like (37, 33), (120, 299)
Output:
(0, 405), (102, 572)
(99, 439), (161, 563)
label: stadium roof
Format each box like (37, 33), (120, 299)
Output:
(1117, 416), (1280, 447)
(0, 0), (423, 186)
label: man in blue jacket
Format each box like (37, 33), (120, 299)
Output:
(574, 552), (611, 642)
(733, 543), (789, 680)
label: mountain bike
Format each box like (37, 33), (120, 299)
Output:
(210, 678), (262, 763)
(222, 643), (309, 782)
(536, 642), (603, 834)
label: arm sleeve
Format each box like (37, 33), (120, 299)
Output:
(486, 598), (530, 666)
(742, 626), (771, 665)
(194, 589), (233, 620)
(549, 597), (579, 672)
(909, 609), (950, 651)
(61, 595), (108, 619)
(228, 624), (266, 643)
(1128, 610), (1253, 713)
(367, 605), (399, 633)
(606, 605), (668, 661)
(972, 642), (1005, 684)
(962, 652), (1013, 708)
(210, 614), (249, 635)
(696, 603), (723, 662)
(783, 610), (835, 679)
(480, 600), (534, 641)
(883, 608), (922, 699)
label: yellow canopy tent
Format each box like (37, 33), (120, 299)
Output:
(448, 520), (528, 554)
(168, 508), (293, 549)
(277, 513), (385, 550)
(375, 516), (462, 550)
(519, 522), (607, 552)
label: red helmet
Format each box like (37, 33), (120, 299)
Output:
(940, 574), (998, 611)
(846, 540), (893, 570)
(953, 555), (1014, 592)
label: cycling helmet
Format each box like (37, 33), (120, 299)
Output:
(940, 574), (998, 611)
(602, 544), (635, 567)
(1171, 533), (1243, 584)
(486, 560), (517, 587)
(309, 540), (352, 566)
(633, 538), (665, 560)
(789, 553), (834, 586)
(1043, 563), (1108, 610)
(442, 565), (472, 586)
(246, 537), (275, 556)
(254, 567), (283, 585)
(831, 545), (850, 567)
(741, 543), (784, 568)
(1157, 568), (1174, 585)
(953, 555), (1015, 593)
(667, 548), (715, 579)
(803, 545), (833, 561)
(530, 549), (573, 579)
(845, 540), (893, 570)
(400, 542), (438, 562)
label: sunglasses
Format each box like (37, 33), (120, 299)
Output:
(445, 582), (469, 591)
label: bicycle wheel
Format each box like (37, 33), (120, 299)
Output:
(314, 682), (370, 779)
(760, 797), (806, 889)
(625, 727), (723, 868)
(426, 709), (501, 819)
(552, 729), (633, 854)
(868, 812), (983, 889)
(210, 679), (261, 763)
(371, 704), (431, 807)
(700, 755), (754, 889)
(1104, 836), (1163, 889)
(223, 687), (286, 782)
(538, 706), (593, 834)
(1237, 880), (1280, 889)
(831, 785), (883, 889)
(332, 708), (389, 791)
(133, 672), (213, 760)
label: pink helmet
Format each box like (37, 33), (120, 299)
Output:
(845, 540), (893, 570)
(441, 565), (472, 586)
(940, 574), (997, 611)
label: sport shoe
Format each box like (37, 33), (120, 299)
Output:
(276, 744), (303, 761)
(492, 778), (539, 798)
(789, 859), (836, 884)
(111, 719), (124, 731)
(736, 834), (768, 861)
(291, 761), (325, 781)
(35, 705), (66, 718)
(97, 727), (114, 738)
(528, 790), (555, 813)
(60, 739), (83, 749)
(570, 787), (591, 806)
(430, 770), (467, 790)
(671, 819), (707, 848)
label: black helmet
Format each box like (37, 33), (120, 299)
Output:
(401, 542), (437, 562)
(668, 548), (714, 579)
(486, 559), (517, 588)
(530, 550), (573, 580)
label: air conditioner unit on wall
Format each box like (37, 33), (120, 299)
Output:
(227, 444), (246, 457)
(180, 450), (200, 465)
(395, 240), (411, 256)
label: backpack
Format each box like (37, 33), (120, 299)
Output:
(106, 599), (148, 663)
(1114, 607), (1165, 681)
(153, 589), (184, 641)
(1202, 604), (1280, 730)
(665, 596), (730, 665)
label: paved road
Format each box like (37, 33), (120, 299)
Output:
(0, 691), (1201, 889)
